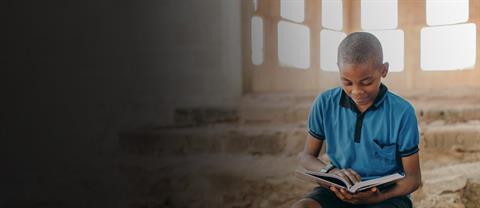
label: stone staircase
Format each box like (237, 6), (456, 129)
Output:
(119, 88), (480, 208)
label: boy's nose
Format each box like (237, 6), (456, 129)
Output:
(351, 86), (364, 95)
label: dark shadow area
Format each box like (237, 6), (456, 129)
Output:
(4, 0), (241, 207)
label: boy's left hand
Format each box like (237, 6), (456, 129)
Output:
(330, 186), (382, 205)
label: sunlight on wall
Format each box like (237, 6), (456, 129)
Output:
(421, 23), (476, 70)
(320, 30), (346, 71)
(368, 30), (404, 72)
(249, 0), (477, 74)
(426, 0), (468, 26)
(322, 0), (343, 31)
(278, 21), (310, 69)
(361, 0), (398, 30)
(320, 0), (344, 72)
(252, 0), (258, 11)
(251, 16), (264, 65)
(422, 0), (475, 71)
(361, 0), (403, 72)
(280, 0), (305, 23)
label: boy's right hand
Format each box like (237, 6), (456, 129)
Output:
(330, 168), (362, 185)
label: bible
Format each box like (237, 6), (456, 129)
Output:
(295, 169), (404, 193)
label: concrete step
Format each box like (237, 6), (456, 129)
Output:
(238, 101), (311, 124)
(417, 105), (480, 124)
(121, 150), (480, 208)
(120, 118), (480, 158)
(414, 162), (480, 208)
(422, 120), (480, 150)
(238, 91), (480, 124)
(121, 154), (314, 208)
(173, 107), (238, 126)
(237, 91), (316, 124)
(239, 101), (480, 125)
(168, 88), (480, 125)
(119, 123), (308, 157)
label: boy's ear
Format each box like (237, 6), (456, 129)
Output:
(381, 62), (389, 77)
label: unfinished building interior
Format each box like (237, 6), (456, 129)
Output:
(6, 0), (480, 207)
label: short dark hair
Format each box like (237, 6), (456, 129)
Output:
(337, 32), (383, 67)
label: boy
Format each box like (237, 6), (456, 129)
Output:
(291, 32), (421, 208)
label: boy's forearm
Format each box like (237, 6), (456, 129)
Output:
(299, 153), (327, 172)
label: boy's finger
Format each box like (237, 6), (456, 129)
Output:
(340, 187), (353, 200)
(342, 170), (357, 184)
(330, 187), (345, 200)
(344, 169), (361, 184)
(347, 169), (362, 182)
(335, 171), (353, 185)
(330, 186), (344, 200)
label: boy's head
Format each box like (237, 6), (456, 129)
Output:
(337, 32), (389, 109)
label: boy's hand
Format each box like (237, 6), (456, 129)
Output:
(330, 168), (361, 185)
(330, 186), (382, 205)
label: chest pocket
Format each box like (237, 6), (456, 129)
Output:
(369, 139), (397, 171)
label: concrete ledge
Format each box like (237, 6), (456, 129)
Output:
(121, 154), (313, 208)
(422, 121), (480, 150)
(418, 105), (480, 124)
(238, 102), (311, 123)
(174, 107), (238, 126)
(238, 91), (480, 124)
(414, 162), (480, 208)
(119, 124), (307, 157)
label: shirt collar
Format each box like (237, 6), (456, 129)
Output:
(340, 83), (388, 112)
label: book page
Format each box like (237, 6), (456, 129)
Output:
(304, 170), (352, 188)
(349, 173), (404, 193)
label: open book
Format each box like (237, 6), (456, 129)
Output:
(295, 169), (404, 193)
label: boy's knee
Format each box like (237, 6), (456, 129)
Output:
(291, 198), (322, 208)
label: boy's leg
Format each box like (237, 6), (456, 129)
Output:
(303, 187), (356, 208)
(365, 196), (412, 208)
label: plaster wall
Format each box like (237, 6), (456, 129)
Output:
(242, 0), (480, 93)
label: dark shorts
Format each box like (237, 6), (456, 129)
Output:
(306, 187), (412, 208)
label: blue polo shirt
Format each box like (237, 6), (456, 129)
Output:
(308, 84), (419, 180)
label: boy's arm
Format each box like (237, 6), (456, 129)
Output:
(299, 134), (362, 184)
(298, 134), (327, 172)
(373, 152), (422, 202)
(330, 152), (422, 204)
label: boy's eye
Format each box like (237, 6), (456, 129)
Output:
(343, 81), (352, 86)
(361, 80), (373, 86)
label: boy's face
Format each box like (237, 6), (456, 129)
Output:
(338, 61), (388, 109)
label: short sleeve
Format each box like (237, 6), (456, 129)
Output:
(397, 105), (420, 157)
(308, 96), (325, 140)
